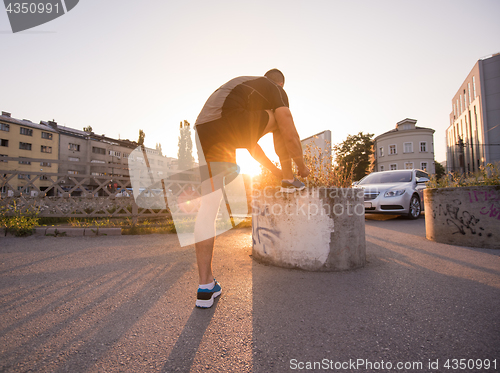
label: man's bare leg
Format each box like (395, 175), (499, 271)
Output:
(194, 179), (223, 285)
(195, 237), (215, 285)
(264, 110), (294, 180)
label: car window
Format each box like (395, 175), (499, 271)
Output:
(358, 171), (413, 184)
(416, 171), (429, 179)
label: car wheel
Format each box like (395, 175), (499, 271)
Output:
(407, 194), (421, 219)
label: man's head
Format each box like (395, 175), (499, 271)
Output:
(265, 69), (285, 87)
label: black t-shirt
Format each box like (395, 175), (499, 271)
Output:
(195, 76), (289, 150)
(195, 76), (289, 125)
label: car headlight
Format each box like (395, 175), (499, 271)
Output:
(384, 189), (406, 197)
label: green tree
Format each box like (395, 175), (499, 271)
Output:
(138, 129), (145, 147)
(434, 161), (445, 179)
(156, 143), (163, 156)
(333, 132), (374, 181)
(83, 125), (93, 133)
(177, 120), (194, 170)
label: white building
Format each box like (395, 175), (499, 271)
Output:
(374, 118), (435, 174)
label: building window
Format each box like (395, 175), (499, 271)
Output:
(379, 147), (384, 157)
(68, 157), (80, 162)
(20, 127), (33, 136)
(404, 162), (414, 169)
(40, 175), (49, 180)
(109, 150), (121, 157)
(473, 76), (476, 99)
(0, 154), (7, 163)
(41, 145), (52, 153)
(421, 162), (428, 171)
(0, 123), (9, 132)
(18, 186), (30, 192)
(18, 174), (31, 179)
(403, 142), (413, 153)
(1, 139), (8, 147)
(91, 159), (105, 164)
(18, 157), (31, 165)
(41, 132), (53, 140)
(420, 142), (427, 152)
(380, 165), (384, 172)
(389, 144), (397, 155)
(468, 83), (472, 105)
(390, 164), (397, 170)
(68, 170), (79, 175)
(19, 142), (32, 150)
(68, 143), (80, 151)
(91, 172), (105, 176)
(40, 161), (52, 167)
(92, 146), (105, 155)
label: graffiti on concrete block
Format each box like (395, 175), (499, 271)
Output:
(432, 199), (484, 236)
(252, 204), (281, 254)
(480, 204), (500, 220)
(468, 190), (500, 204)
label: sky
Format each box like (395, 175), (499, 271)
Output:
(1, 0), (499, 173)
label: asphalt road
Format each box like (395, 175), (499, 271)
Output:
(0, 215), (499, 373)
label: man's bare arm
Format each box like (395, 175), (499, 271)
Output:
(248, 144), (283, 179)
(274, 107), (309, 176)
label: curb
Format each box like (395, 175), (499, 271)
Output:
(1, 227), (122, 237)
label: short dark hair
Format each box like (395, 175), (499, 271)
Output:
(265, 69), (285, 85)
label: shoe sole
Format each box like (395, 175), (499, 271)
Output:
(280, 186), (305, 193)
(195, 289), (222, 308)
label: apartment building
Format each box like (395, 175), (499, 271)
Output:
(1, 111), (178, 196)
(446, 53), (500, 173)
(0, 111), (59, 195)
(374, 118), (435, 174)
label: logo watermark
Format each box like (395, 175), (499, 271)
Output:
(3, 0), (79, 33)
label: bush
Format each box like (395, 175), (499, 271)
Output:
(426, 163), (500, 188)
(251, 142), (355, 189)
(0, 201), (40, 237)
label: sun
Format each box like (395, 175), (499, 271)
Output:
(236, 149), (262, 177)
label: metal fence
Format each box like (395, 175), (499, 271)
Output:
(1, 159), (201, 223)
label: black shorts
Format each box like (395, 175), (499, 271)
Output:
(195, 109), (269, 163)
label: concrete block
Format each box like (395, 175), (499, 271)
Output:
(34, 227), (47, 235)
(424, 186), (500, 249)
(97, 228), (121, 236)
(84, 227), (121, 236)
(252, 187), (366, 271)
(45, 227), (84, 236)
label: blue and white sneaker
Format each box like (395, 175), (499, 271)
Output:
(196, 279), (222, 308)
(280, 177), (305, 193)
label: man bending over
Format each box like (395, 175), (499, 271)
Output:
(193, 68), (310, 308)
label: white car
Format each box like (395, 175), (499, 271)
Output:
(355, 169), (430, 219)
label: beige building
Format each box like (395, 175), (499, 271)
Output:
(374, 118), (435, 174)
(1, 111), (178, 196)
(0, 111), (59, 195)
(446, 53), (500, 173)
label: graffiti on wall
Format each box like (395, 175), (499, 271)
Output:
(252, 204), (281, 254)
(468, 189), (500, 221)
(432, 199), (487, 236)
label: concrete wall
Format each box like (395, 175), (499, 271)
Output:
(252, 188), (366, 271)
(424, 186), (500, 249)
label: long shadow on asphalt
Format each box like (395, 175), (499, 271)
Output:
(0, 238), (192, 373)
(251, 227), (500, 372)
(161, 301), (218, 372)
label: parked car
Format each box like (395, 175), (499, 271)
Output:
(356, 169), (430, 219)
